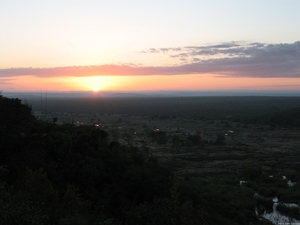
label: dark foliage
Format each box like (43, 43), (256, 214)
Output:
(2, 95), (298, 224)
(0, 96), (174, 224)
(243, 107), (300, 127)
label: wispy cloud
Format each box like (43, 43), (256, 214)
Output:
(1, 41), (299, 78)
(0, 78), (15, 85)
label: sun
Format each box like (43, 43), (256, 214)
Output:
(92, 87), (99, 92)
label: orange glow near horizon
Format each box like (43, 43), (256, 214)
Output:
(3, 74), (300, 92)
(72, 74), (300, 91)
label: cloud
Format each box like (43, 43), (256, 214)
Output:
(141, 47), (183, 53)
(0, 41), (299, 78)
(0, 78), (15, 85)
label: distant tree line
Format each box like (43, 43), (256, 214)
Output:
(240, 107), (300, 127)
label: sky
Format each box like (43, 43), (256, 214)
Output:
(1, 0), (300, 93)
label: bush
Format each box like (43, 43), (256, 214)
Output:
(241, 165), (262, 180)
(277, 203), (300, 220)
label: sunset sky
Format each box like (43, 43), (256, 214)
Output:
(1, 0), (300, 93)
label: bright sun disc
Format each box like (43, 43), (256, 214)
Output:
(92, 87), (99, 92)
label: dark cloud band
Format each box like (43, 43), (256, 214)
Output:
(0, 41), (299, 78)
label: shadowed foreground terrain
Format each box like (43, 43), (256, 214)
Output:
(1, 95), (300, 224)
